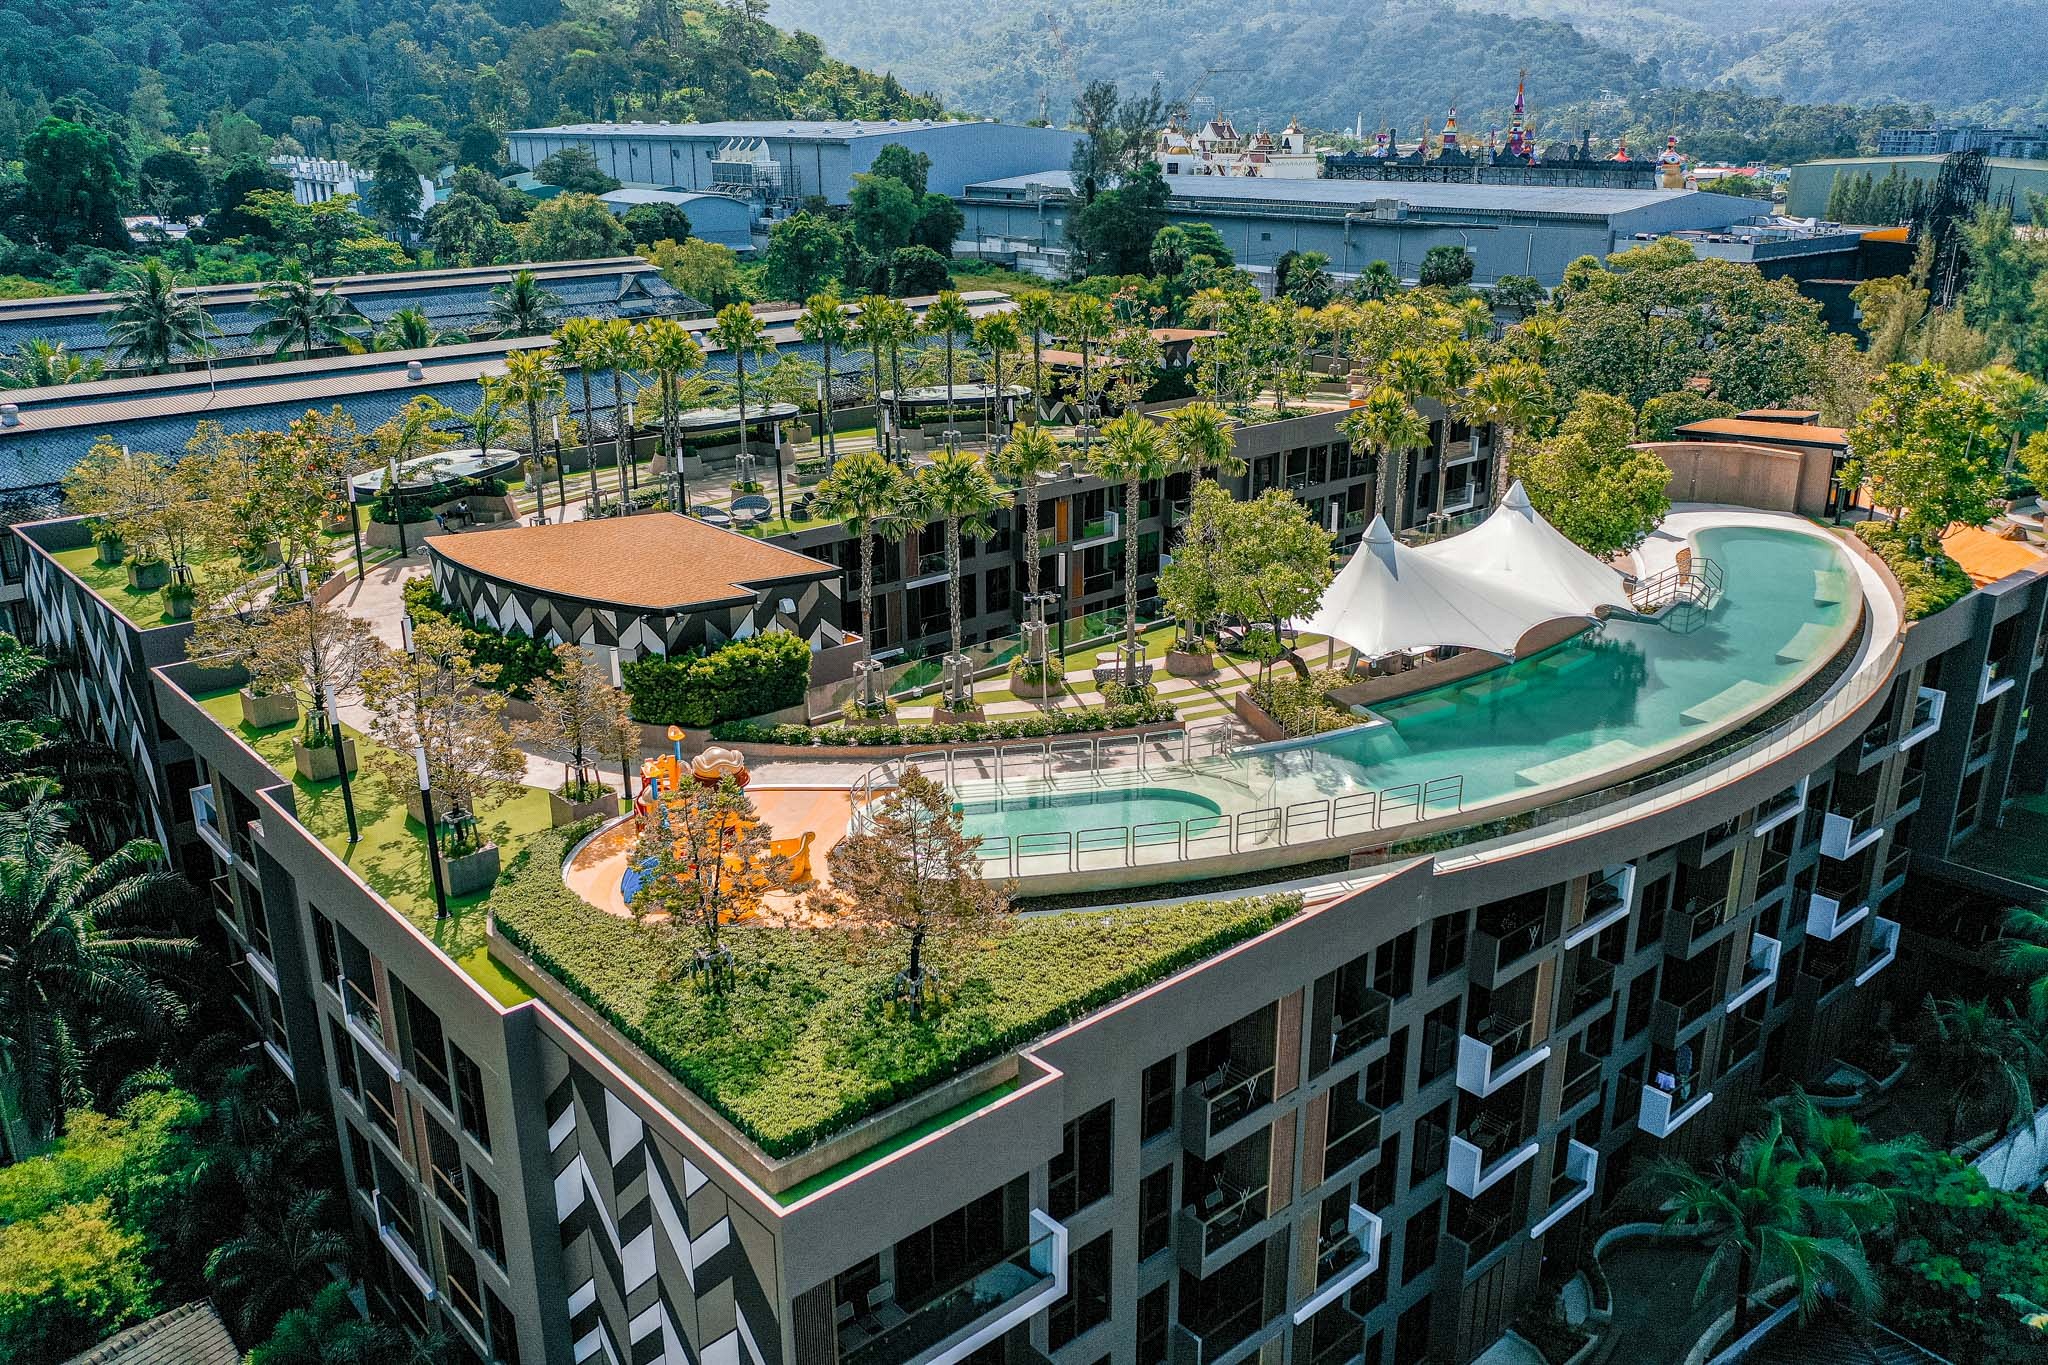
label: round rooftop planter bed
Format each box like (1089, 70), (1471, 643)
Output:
(443, 843), (501, 898)
(1009, 660), (1063, 698)
(1166, 646), (1218, 678)
(94, 534), (124, 566)
(239, 688), (299, 731)
(549, 789), (619, 828)
(127, 558), (170, 591)
(294, 736), (358, 782)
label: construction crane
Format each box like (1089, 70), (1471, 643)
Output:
(1171, 64), (1248, 123)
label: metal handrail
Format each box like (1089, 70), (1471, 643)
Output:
(1628, 555), (1724, 612)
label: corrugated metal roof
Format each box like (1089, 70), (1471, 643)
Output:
(513, 119), (1017, 141)
(966, 168), (1737, 217)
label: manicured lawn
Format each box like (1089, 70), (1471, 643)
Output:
(195, 688), (539, 1002)
(53, 546), (250, 629)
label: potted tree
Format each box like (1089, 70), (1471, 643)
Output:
(626, 776), (804, 992)
(1158, 480), (1231, 678)
(188, 588), (384, 777)
(362, 617), (526, 897)
(521, 646), (633, 827)
(63, 439), (162, 585)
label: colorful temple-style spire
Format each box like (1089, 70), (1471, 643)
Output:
(1504, 70), (1532, 159)
(1441, 104), (1460, 150)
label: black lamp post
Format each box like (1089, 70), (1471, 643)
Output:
(551, 415), (568, 522)
(326, 683), (359, 844)
(388, 458), (409, 559)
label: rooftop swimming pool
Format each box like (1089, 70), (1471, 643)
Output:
(946, 524), (1862, 869)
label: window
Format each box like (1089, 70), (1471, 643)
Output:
(1137, 1285), (1169, 1365)
(1635, 873), (1670, 951)
(1048, 1102), (1114, 1218)
(1418, 1000), (1460, 1085)
(451, 1045), (491, 1150)
(484, 1284), (522, 1365)
(1425, 911), (1467, 982)
(345, 1123), (375, 1199)
(1138, 1165), (1173, 1260)
(1362, 1030), (1407, 1111)
(1359, 1134), (1400, 1212)
(1393, 1298), (1434, 1365)
(427, 1116), (469, 1220)
(1048, 1232), (1112, 1349)
(405, 987), (452, 1108)
(1622, 967), (1658, 1041)
(1409, 1102), (1449, 1184)
(361, 1052), (400, 1143)
(895, 1187), (1005, 1306)
(313, 908), (342, 986)
(442, 1234), (484, 1330)
(331, 1020), (359, 1098)
(471, 1173), (505, 1268)
(1402, 1203), (1441, 1284)
(1140, 1056), (1178, 1141)
(1374, 929), (1416, 1002)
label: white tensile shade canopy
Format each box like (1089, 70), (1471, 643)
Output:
(1413, 480), (1634, 619)
(1298, 513), (1590, 659)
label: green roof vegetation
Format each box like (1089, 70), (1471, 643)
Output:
(1851, 522), (1974, 619)
(492, 822), (1302, 1157)
(52, 545), (250, 629)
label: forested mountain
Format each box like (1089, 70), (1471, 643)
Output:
(0, 0), (941, 158)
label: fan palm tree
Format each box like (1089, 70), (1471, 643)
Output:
(0, 792), (192, 1147)
(1163, 400), (1242, 484)
(1923, 994), (2041, 1146)
(487, 268), (560, 338)
(594, 319), (645, 509)
(205, 1184), (350, 1338)
(1088, 411), (1172, 685)
(912, 447), (1003, 708)
(250, 266), (363, 360)
(1427, 339), (1481, 511)
(1996, 902), (2048, 1018)
(973, 312), (1020, 449)
(795, 292), (852, 461)
(986, 422), (1064, 635)
(852, 294), (898, 455)
(500, 346), (564, 512)
(375, 306), (453, 352)
(920, 289), (974, 418)
(1061, 294), (1115, 446)
(553, 317), (604, 501)
(707, 303), (782, 521)
(1353, 260), (1399, 302)
(2, 338), (103, 389)
(813, 451), (908, 687)
(641, 318), (717, 512)
(1463, 359), (1553, 503)
(1343, 388), (1431, 526)
(1014, 291), (1060, 420)
(1656, 1114), (1885, 1337)
(102, 258), (213, 373)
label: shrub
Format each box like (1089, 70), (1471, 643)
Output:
(713, 697), (1175, 746)
(622, 632), (811, 726)
(1854, 522), (1973, 619)
(1246, 670), (1353, 737)
(0, 1196), (157, 1363)
(400, 579), (560, 699)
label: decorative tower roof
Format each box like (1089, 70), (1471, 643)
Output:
(1441, 104), (1460, 150)
(1505, 70), (1533, 158)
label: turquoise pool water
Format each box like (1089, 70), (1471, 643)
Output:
(954, 525), (1860, 852)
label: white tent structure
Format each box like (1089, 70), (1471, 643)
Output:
(1414, 481), (1634, 619)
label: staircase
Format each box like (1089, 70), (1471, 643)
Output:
(1628, 554), (1724, 614)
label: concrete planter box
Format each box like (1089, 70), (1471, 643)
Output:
(94, 536), (125, 566)
(1008, 665), (1064, 699)
(469, 493), (520, 524)
(294, 737), (359, 781)
(239, 689), (299, 730)
(549, 791), (620, 827)
(365, 517), (442, 551)
(932, 703), (986, 723)
(127, 559), (171, 591)
(1165, 648), (1218, 678)
(161, 586), (196, 621)
(443, 844), (501, 898)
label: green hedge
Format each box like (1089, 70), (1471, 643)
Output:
(712, 697), (1176, 746)
(622, 632), (810, 726)
(401, 579), (560, 699)
(369, 475), (509, 523)
(490, 823), (1303, 1156)
(1855, 522), (1974, 620)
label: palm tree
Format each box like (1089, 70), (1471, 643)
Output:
(813, 451), (908, 697)
(912, 447), (1003, 709)
(1353, 259), (1399, 302)
(875, 296), (918, 455)
(973, 312), (1020, 449)
(0, 793), (192, 1146)
(1428, 339), (1481, 511)
(1463, 360), (1552, 504)
(641, 318), (716, 513)
(1014, 291), (1060, 420)
(488, 268), (560, 338)
(376, 306), (451, 352)
(1062, 295), (1115, 445)
(986, 422), (1064, 643)
(920, 289), (974, 419)
(1923, 994), (2041, 1146)
(250, 266), (362, 360)
(795, 292), (852, 462)
(708, 303), (782, 521)
(2, 338), (102, 389)
(1343, 389), (1431, 527)
(500, 346), (564, 513)
(1656, 1114), (1884, 1338)
(852, 295), (898, 456)
(467, 375), (517, 457)
(1996, 903), (2048, 1017)
(205, 1184), (349, 1338)
(594, 319), (645, 509)
(1778, 1090), (1924, 1192)
(553, 317), (604, 502)
(102, 258), (213, 373)
(1163, 400), (1242, 483)
(1088, 411), (1171, 685)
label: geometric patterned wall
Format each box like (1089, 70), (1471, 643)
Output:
(543, 1043), (784, 1365)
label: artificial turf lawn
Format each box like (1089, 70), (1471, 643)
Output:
(52, 546), (249, 629)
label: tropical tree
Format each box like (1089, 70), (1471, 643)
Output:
(852, 294), (899, 454)
(708, 303), (783, 521)
(187, 593), (383, 757)
(1842, 361), (2005, 550)
(1923, 995), (2041, 1146)
(487, 268), (559, 338)
(912, 446), (1003, 709)
(1216, 489), (1335, 682)
(2, 339), (102, 389)
(375, 307), (454, 352)
(1342, 388), (1430, 526)
(812, 451), (908, 700)
(1778, 1089), (1925, 1192)
(973, 311), (1020, 449)
(249, 267), (362, 360)
(1428, 339), (1481, 509)
(594, 319), (644, 510)
(1157, 477), (1232, 650)
(810, 766), (1013, 1016)
(500, 346), (564, 505)
(1062, 294), (1115, 440)
(552, 317), (605, 501)
(1997, 903), (2048, 1018)
(795, 292), (852, 460)
(986, 423), (1064, 644)
(102, 258), (213, 373)
(641, 319), (717, 512)
(920, 289), (974, 417)
(1087, 411), (1171, 684)
(627, 777), (801, 990)
(1014, 290), (1060, 419)
(1162, 400), (1242, 484)
(0, 793), (191, 1146)
(1464, 360), (1554, 503)
(465, 375), (519, 461)
(1351, 260), (1399, 302)
(1520, 391), (1672, 557)
(205, 1186), (349, 1338)
(1655, 1114), (1885, 1337)
(520, 647), (633, 803)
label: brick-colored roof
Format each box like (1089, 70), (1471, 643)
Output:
(429, 513), (836, 611)
(1674, 417), (1849, 448)
(1941, 524), (2046, 587)
(64, 1302), (239, 1365)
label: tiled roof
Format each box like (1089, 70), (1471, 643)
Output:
(1674, 417), (1849, 447)
(63, 1302), (239, 1365)
(428, 513), (836, 611)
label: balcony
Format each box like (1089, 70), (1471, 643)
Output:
(1667, 894), (1734, 957)
(1447, 1119), (1540, 1199)
(1326, 990), (1392, 1069)
(1899, 686), (1944, 750)
(1806, 891), (1871, 942)
(1637, 1079), (1713, 1138)
(1456, 1016), (1550, 1097)
(1566, 863), (1634, 949)
(1170, 1298), (1282, 1365)
(1072, 510), (1120, 548)
(1564, 958), (1615, 1026)
(1181, 1064), (1278, 1154)
(1855, 916), (1901, 987)
(191, 784), (232, 863)
(1981, 660), (2016, 704)
(1322, 1096), (1383, 1176)
(1820, 800), (1884, 860)
(1753, 777), (1808, 838)
(1529, 1141), (1599, 1239)
(372, 1189), (436, 1299)
(1471, 915), (1551, 987)
(1967, 727), (1995, 765)
(1725, 933), (1782, 1013)
(342, 976), (400, 1078)
(1176, 1180), (1272, 1273)
(840, 1211), (1068, 1365)
(1896, 766), (1926, 811)
(1559, 1049), (1602, 1115)
(1292, 1206), (1383, 1324)
(906, 550), (950, 589)
(1653, 981), (1720, 1047)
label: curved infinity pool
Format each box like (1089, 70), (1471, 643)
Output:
(952, 524), (1860, 852)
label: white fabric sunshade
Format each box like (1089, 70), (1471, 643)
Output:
(1413, 480), (1634, 619)
(1298, 512), (1591, 659)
